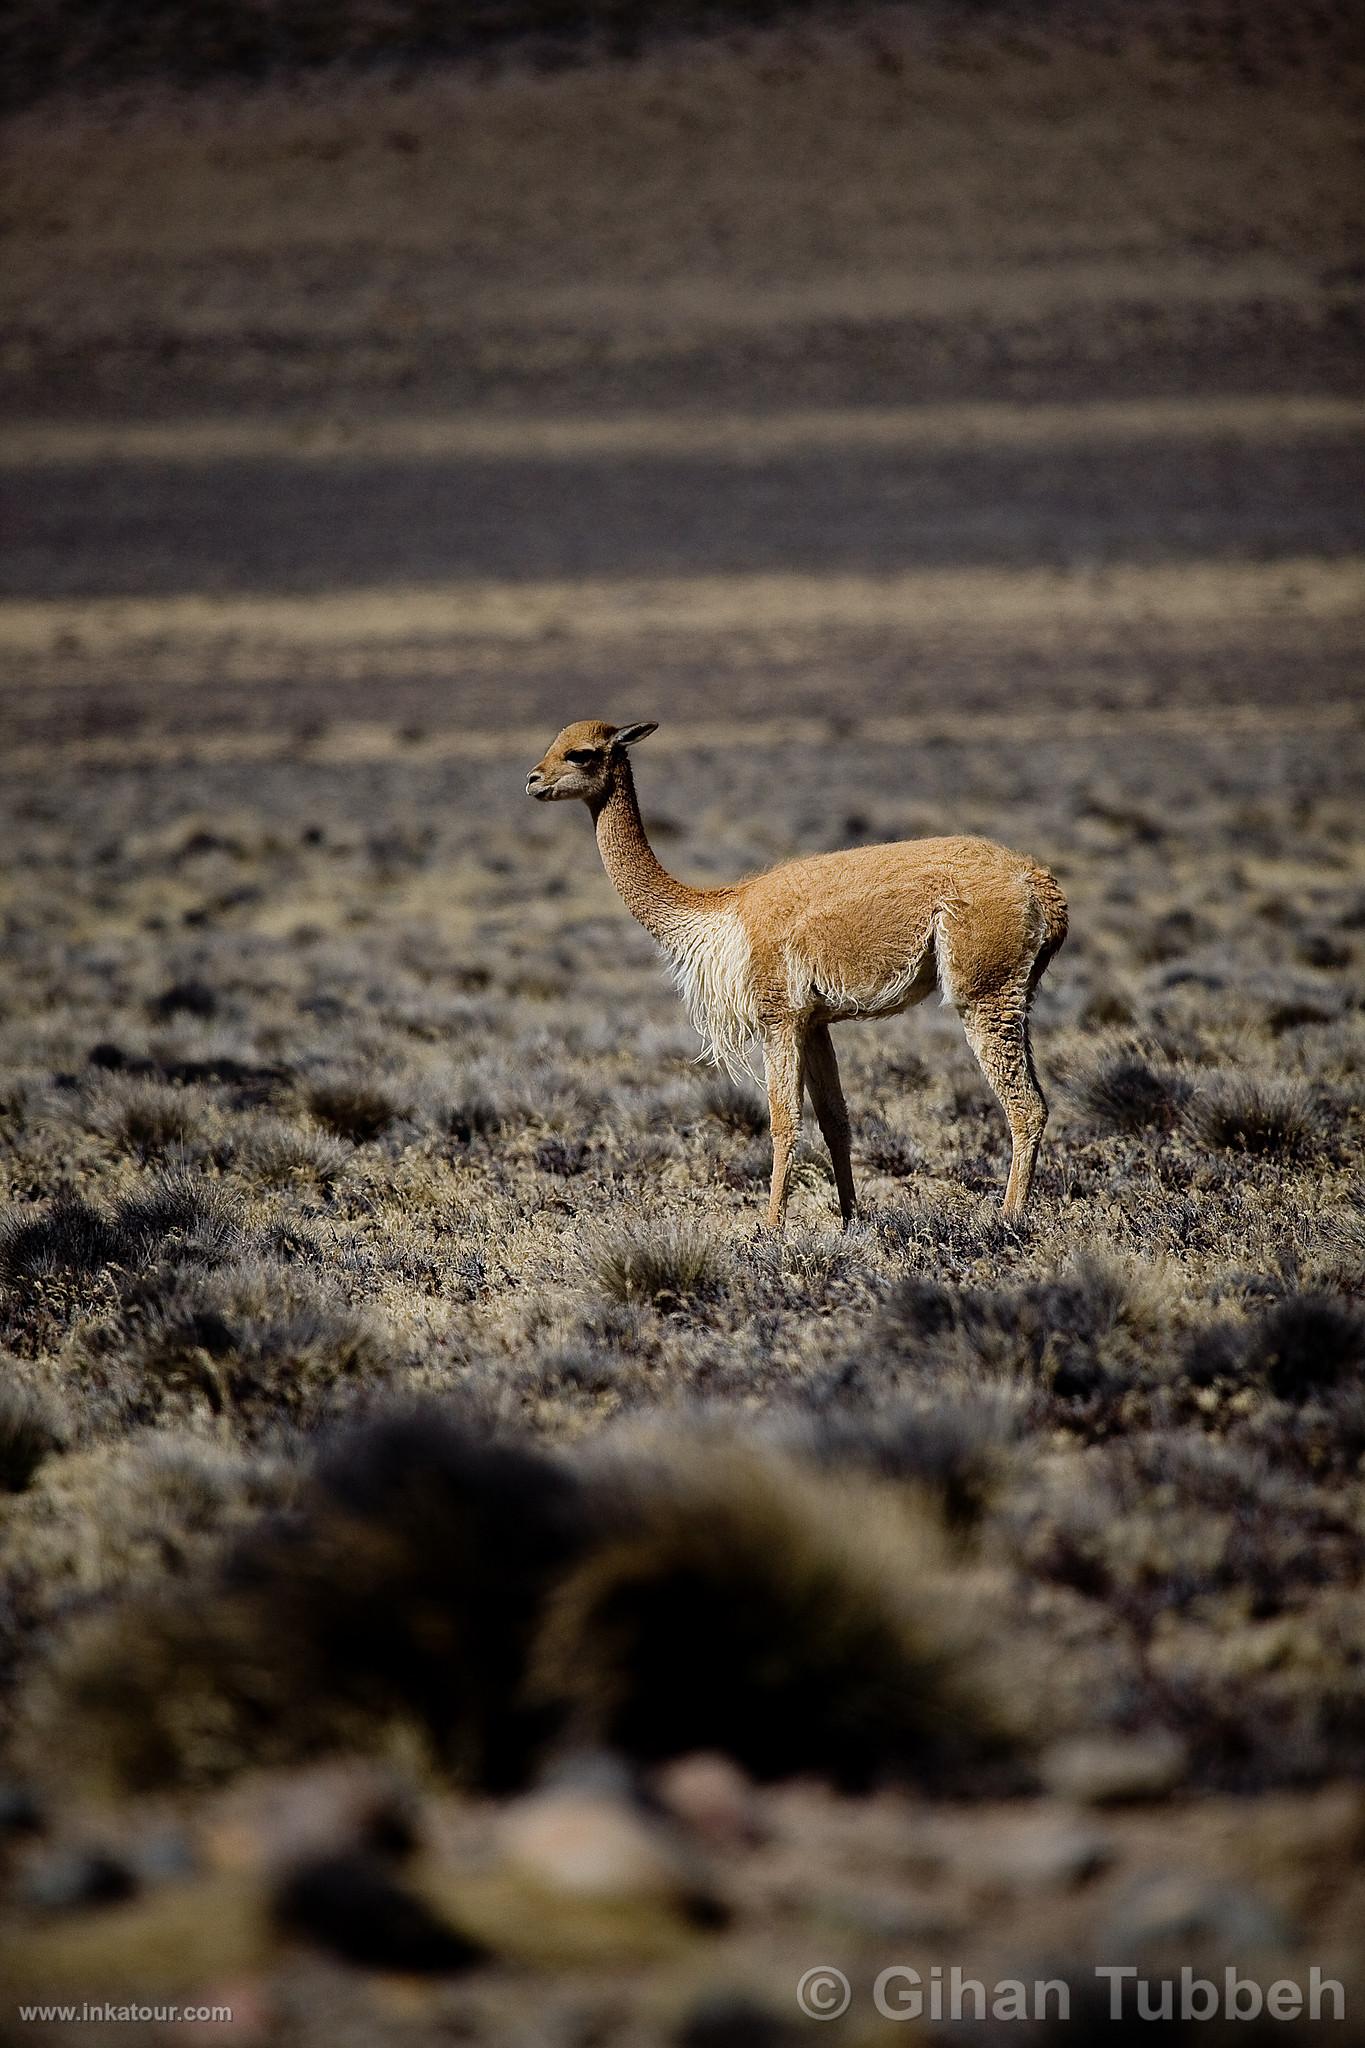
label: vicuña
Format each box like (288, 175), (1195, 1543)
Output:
(527, 721), (1067, 1229)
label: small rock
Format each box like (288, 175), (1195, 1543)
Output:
(1041, 1732), (1188, 1804)
(970, 1817), (1113, 1890)
(131, 1827), (198, 1886)
(23, 1846), (138, 1912)
(0, 1784), (43, 1836)
(1102, 1873), (1294, 1956)
(820, 1888), (959, 1940)
(654, 1753), (762, 1850)
(500, 1788), (712, 1913)
(207, 1761), (417, 1873)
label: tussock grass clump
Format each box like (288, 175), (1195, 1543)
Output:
(858, 1113), (922, 1179)
(1266, 998), (1337, 1036)
(533, 1136), (591, 1177)
(305, 1073), (414, 1142)
(1247, 1293), (1365, 1403)
(0, 1195), (127, 1282)
(113, 1260), (400, 1430)
(874, 1194), (1016, 1270)
(29, 1412), (998, 1800)
(0, 1174), (243, 1286)
(533, 1440), (1000, 1788)
(585, 1214), (727, 1307)
(31, 1410), (585, 1794)
(1185, 1073), (1317, 1160)
(442, 1092), (507, 1144)
(878, 1251), (1178, 1420)
(699, 1078), (768, 1136)
(785, 1391), (1026, 1530)
(116, 1170), (244, 1268)
(149, 978), (219, 1021)
(229, 1115), (353, 1189)
(0, 1381), (65, 1491)
(2, 1434), (293, 1713)
(80, 1074), (212, 1161)
(1074, 1047), (1191, 1132)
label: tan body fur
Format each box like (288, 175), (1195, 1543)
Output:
(528, 721), (1067, 1228)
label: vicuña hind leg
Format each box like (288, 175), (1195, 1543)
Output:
(959, 994), (1047, 1220)
(804, 1021), (856, 1226)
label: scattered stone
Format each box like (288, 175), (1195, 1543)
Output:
(0, 1784), (43, 1837)
(207, 1761), (418, 1873)
(1102, 1873), (1294, 1956)
(820, 1888), (960, 1940)
(1041, 1732), (1188, 1804)
(654, 1752), (762, 1849)
(22, 1846), (139, 1912)
(968, 1816), (1113, 1890)
(500, 1787), (714, 1916)
(130, 1827), (198, 1887)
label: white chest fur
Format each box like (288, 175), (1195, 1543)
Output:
(658, 907), (759, 1079)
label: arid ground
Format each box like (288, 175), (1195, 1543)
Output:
(1, 6), (1364, 2041)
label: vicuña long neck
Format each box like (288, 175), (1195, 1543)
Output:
(592, 761), (710, 942)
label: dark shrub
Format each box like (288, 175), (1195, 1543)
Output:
(586, 1216), (727, 1307)
(0, 1196), (126, 1280)
(535, 1136), (591, 1176)
(1181, 1318), (1250, 1387)
(1076, 1051), (1191, 1132)
(0, 1381), (64, 1491)
(1266, 999), (1336, 1035)
(119, 1262), (398, 1431)
(700, 1079), (768, 1135)
(1185, 1075), (1316, 1160)
(786, 1392), (1021, 1529)
(116, 1171), (244, 1268)
(273, 1854), (485, 1973)
(306, 1076), (412, 1141)
(858, 1114), (921, 1179)
(533, 1444), (998, 1789)
(0, 1178), (244, 1305)
(37, 1410), (587, 1796)
(1249, 1293), (1365, 1402)
(237, 1411), (590, 1788)
(149, 979), (219, 1021)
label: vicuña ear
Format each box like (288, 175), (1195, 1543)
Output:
(613, 722), (658, 748)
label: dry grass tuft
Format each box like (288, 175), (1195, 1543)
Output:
(699, 1078), (768, 1136)
(533, 1439), (1001, 1788)
(107, 1261), (403, 1433)
(1073, 1046), (1191, 1132)
(305, 1072), (416, 1142)
(1247, 1292), (1365, 1404)
(0, 1381), (65, 1491)
(1185, 1073), (1318, 1160)
(584, 1214), (728, 1308)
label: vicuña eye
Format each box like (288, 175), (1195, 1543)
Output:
(565, 749), (598, 765)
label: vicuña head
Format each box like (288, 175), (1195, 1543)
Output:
(527, 719), (1068, 1231)
(526, 719), (657, 806)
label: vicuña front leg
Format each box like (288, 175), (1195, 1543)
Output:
(803, 1021), (856, 1226)
(762, 1022), (804, 1232)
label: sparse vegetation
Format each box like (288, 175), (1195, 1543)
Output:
(2, 1), (1363, 2034)
(584, 1214), (728, 1308)
(1185, 1072), (1319, 1160)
